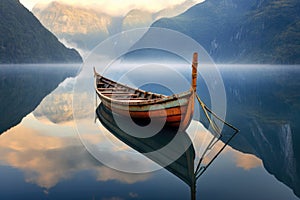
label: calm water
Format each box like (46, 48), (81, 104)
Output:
(0, 64), (299, 200)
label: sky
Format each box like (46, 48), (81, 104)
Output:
(20, 0), (203, 16)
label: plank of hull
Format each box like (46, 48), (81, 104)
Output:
(102, 104), (187, 118)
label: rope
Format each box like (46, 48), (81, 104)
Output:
(196, 94), (239, 132)
(196, 94), (221, 136)
(196, 127), (239, 179)
(194, 93), (239, 178)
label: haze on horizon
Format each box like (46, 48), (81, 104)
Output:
(20, 0), (204, 16)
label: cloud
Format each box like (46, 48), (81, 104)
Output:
(20, 0), (203, 16)
(20, 0), (41, 10)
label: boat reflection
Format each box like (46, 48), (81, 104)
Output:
(96, 103), (197, 199)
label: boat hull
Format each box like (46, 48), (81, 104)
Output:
(97, 90), (195, 132)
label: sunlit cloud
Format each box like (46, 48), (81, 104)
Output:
(20, 0), (204, 16)
(20, 0), (41, 10)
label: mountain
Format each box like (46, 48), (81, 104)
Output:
(32, 1), (202, 52)
(154, 0), (205, 20)
(0, 0), (82, 64)
(33, 1), (112, 50)
(33, 2), (111, 36)
(122, 9), (154, 31)
(32, 2), (157, 51)
(151, 0), (300, 64)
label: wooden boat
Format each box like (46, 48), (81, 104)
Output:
(94, 53), (198, 131)
(96, 103), (196, 199)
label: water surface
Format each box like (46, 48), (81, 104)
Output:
(0, 64), (299, 200)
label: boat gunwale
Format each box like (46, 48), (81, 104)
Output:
(95, 73), (194, 106)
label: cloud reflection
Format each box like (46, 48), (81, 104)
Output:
(0, 116), (150, 189)
(188, 121), (262, 171)
(102, 197), (124, 200)
(234, 153), (262, 170)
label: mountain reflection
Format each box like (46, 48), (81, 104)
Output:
(0, 65), (78, 134)
(221, 65), (300, 197)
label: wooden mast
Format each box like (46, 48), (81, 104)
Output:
(191, 52), (198, 200)
(180, 53), (198, 131)
(192, 52), (198, 92)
